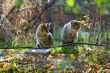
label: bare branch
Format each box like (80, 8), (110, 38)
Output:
(6, 6), (16, 18)
(0, 42), (107, 49)
(28, 0), (56, 23)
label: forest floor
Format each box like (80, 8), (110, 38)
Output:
(0, 46), (110, 73)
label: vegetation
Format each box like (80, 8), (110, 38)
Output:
(0, 0), (110, 73)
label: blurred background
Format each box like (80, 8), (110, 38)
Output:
(0, 0), (110, 48)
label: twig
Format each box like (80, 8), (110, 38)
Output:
(0, 42), (107, 49)
(96, 14), (102, 44)
(105, 22), (109, 46)
(6, 6), (16, 18)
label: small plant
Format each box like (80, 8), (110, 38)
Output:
(53, 29), (61, 44)
(78, 31), (90, 43)
(0, 39), (13, 47)
(61, 45), (78, 56)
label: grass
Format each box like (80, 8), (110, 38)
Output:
(0, 34), (110, 72)
(53, 28), (62, 45)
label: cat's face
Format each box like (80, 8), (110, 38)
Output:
(40, 23), (51, 33)
(71, 20), (80, 31)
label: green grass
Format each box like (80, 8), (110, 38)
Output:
(78, 31), (90, 43)
(0, 39), (35, 51)
(53, 29), (62, 45)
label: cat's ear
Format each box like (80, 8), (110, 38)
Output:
(77, 21), (81, 28)
(71, 20), (77, 24)
(77, 21), (81, 26)
(77, 21), (80, 23)
(45, 22), (51, 27)
(48, 22), (51, 26)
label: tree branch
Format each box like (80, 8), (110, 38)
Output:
(28, 0), (56, 23)
(6, 6), (16, 18)
(0, 42), (107, 49)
